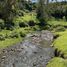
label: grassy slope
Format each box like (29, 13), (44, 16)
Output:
(47, 20), (67, 67)
(0, 13), (37, 49)
(48, 20), (67, 57)
(46, 57), (67, 67)
(53, 30), (67, 58)
(47, 31), (67, 67)
(48, 20), (67, 26)
(13, 12), (39, 25)
(0, 27), (32, 48)
(0, 13), (67, 67)
(0, 37), (22, 48)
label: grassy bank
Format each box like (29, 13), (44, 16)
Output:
(0, 37), (22, 48)
(53, 30), (67, 58)
(0, 12), (38, 49)
(46, 57), (67, 67)
(47, 20), (67, 67)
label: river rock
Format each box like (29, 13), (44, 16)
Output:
(0, 30), (54, 67)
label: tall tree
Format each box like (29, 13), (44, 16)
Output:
(37, 0), (46, 23)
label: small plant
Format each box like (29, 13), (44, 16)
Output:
(17, 10), (24, 16)
(0, 19), (5, 29)
(0, 34), (5, 41)
(55, 26), (65, 32)
(10, 32), (19, 38)
(28, 20), (35, 26)
(20, 31), (26, 37)
(19, 22), (28, 27)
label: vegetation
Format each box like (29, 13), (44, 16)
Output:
(0, 0), (67, 67)
(0, 37), (22, 48)
(53, 30), (67, 58)
(46, 57), (67, 67)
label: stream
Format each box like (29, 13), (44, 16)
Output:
(0, 30), (54, 67)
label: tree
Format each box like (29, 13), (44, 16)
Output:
(37, 0), (47, 26)
(46, 0), (49, 5)
(0, 0), (19, 29)
(0, 0), (17, 22)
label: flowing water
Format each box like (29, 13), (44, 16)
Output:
(0, 30), (54, 67)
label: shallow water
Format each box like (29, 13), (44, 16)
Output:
(0, 31), (54, 67)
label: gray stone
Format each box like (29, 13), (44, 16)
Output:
(0, 30), (54, 67)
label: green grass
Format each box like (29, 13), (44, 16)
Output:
(48, 20), (67, 26)
(54, 30), (67, 36)
(23, 13), (38, 22)
(53, 30), (67, 58)
(0, 25), (40, 49)
(13, 12), (39, 25)
(0, 26), (34, 49)
(0, 37), (22, 49)
(50, 19), (67, 60)
(46, 57), (67, 67)
(47, 20), (67, 31)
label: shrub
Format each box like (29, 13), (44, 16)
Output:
(43, 25), (51, 30)
(19, 31), (26, 37)
(55, 26), (65, 32)
(33, 25), (40, 31)
(5, 21), (14, 30)
(19, 22), (28, 27)
(65, 7), (67, 21)
(51, 9), (64, 19)
(46, 2), (67, 19)
(38, 20), (47, 27)
(10, 32), (19, 38)
(28, 20), (35, 26)
(17, 10), (24, 16)
(25, 3), (32, 11)
(0, 34), (5, 41)
(13, 17), (28, 27)
(0, 19), (5, 29)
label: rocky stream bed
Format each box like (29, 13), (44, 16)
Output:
(0, 30), (54, 67)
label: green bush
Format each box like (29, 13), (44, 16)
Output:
(51, 9), (64, 19)
(0, 34), (5, 41)
(65, 7), (67, 21)
(32, 25), (40, 31)
(17, 10), (24, 16)
(46, 2), (67, 19)
(0, 19), (5, 29)
(28, 20), (35, 26)
(19, 31), (26, 37)
(55, 26), (65, 32)
(13, 17), (28, 27)
(5, 21), (14, 30)
(50, 24), (65, 31)
(19, 22), (28, 27)
(10, 32), (19, 38)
